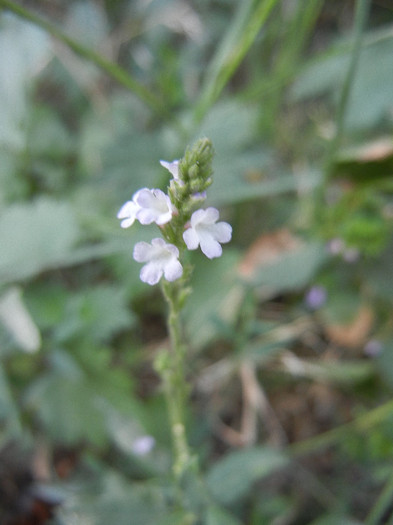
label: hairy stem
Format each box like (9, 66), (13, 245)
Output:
(160, 280), (194, 480)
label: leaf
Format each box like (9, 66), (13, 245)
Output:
(0, 14), (50, 148)
(59, 471), (168, 525)
(376, 339), (393, 389)
(239, 237), (326, 293)
(0, 286), (41, 353)
(54, 284), (134, 343)
(292, 30), (393, 130)
(0, 197), (79, 283)
(0, 363), (23, 438)
(184, 249), (242, 349)
(280, 355), (374, 385)
(25, 370), (108, 446)
(205, 505), (242, 525)
(191, 101), (320, 206)
(206, 446), (288, 505)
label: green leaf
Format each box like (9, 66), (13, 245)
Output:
(0, 14), (49, 148)
(54, 284), (134, 343)
(243, 242), (326, 293)
(59, 472), (168, 525)
(184, 249), (242, 349)
(205, 505), (242, 525)
(0, 197), (79, 283)
(206, 446), (289, 505)
(292, 30), (393, 130)
(25, 370), (108, 446)
(191, 101), (320, 206)
(0, 363), (23, 438)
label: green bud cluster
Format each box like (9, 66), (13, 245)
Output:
(164, 138), (214, 247)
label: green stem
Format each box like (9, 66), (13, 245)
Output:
(324, 0), (371, 178)
(365, 469), (393, 525)
(0, 0), (175, 123)
(289, 398), (393, 458)
(161, 280), (194, 481)
(193, 0), (279, 124)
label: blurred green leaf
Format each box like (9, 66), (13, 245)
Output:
(281, 357), (374, 386)
(365, 241), (393, 303)
(184, 249), (242, 349)
(310, 516), (362, 525)
(54, 284), (134, 343)
(292, 30), (393, 130)
(0, 363), (22, 438)
(0, 197), (79, 283)
(205, 504), (242, 525)
(26, 374), (108, 446)
(243, 241), (326, 292)
(59, 471), (168, 525)
(0, 14), (50, 148)
(206, 446), (288, 505)
(376, 340), (393, 389)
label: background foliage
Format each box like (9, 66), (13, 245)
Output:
(1, 0), (393, 523)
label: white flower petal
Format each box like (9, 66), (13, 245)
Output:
(151, 237), (166, 249)
(117, 200), (139, 228)
(136, 207), (158, 225)
(134, 188), (173, 225)
(183, 228), (200, 250)
(164, 258), (183, 281)
(190, 208), (208, 227)
(133, 241), (153, 262)
(133, 238), (183, 285)
(160, 159), (180, 179)
(201, 207), (220, 224)
(140, 262), (163, 285)
(213, 221), (232, 243)
(199, 232), (222, 259)
(185, 208), (231, 258)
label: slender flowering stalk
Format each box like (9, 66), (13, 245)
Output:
(117, 138), (232, 507)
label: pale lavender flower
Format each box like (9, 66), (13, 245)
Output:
(183, 207), (232, 259)
(133, 188), (173, 225)
(305, 285), (327, 310)
(133, 238), (183, 285)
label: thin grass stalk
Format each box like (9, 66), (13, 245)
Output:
(0, 0), (176, 124)
(365, 470), (393, 525)
(193, 0), (279, 124)
(289, 397), (393, 458)
(323, 0), (372, 177)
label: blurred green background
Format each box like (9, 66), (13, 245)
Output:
(0, 0), (393, 523)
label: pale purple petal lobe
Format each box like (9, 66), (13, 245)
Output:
(183, 228), (199, 250)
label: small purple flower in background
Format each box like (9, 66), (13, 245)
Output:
(327, 238), (345, 255)
(326, 238), (360, 264)
(132, 435), (156, 456)
(305, 285), (327, 310)
(342, 247), (360, 263)
(133, 238), (183, 285)
(364, 339), (383, 358)
(183, 207), (232, 259)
